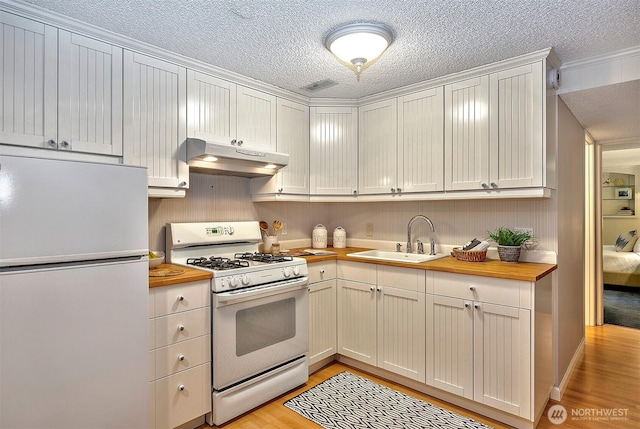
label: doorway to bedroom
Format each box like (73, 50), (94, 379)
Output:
(600, 145), (640, 329)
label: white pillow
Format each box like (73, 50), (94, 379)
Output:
(634, 235), (640, 253)
(615, 230), (638, 252)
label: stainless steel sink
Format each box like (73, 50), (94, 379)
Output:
(347, 250), (448, 264)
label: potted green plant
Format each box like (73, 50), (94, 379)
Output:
(488, 227), (534, 263)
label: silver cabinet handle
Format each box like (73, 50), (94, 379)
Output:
(490, 182), (498, 188)
(177, 295), (184, 301)
(179, 181), (187, 187)
(474, 304), (480, 309)
(320, 269), (325, 274)
(391, 188), (395, 193)
(278, 188), (283, 193)
(178, 324), (185, 331)
(178, 354), (185, 361)
(377, 287), (382, 292)
(237, 140), (243, 146)
(353, 190), (358, 195)
(231, 139), (237, 145)
(464, 303), (470, 308)
(47, 139), (57, 147)
(370, 286), (375, 292)
(396, 188), (401, 192)
(60, 140), (70, 148)
(481, 183), (489, 188)
(178, 385), (185, 391)
(469, 286), (476, 291)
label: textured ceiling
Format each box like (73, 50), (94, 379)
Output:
(19, 0), (640, 143)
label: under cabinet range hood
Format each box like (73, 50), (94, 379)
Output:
(186, 138), (289, 177)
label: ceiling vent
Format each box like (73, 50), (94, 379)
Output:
(301, 79), (338, 92)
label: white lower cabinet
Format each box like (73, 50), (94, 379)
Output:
(337, 261), (426, 382)
(149, 281), (211, 429)
(308, 261), (337, 365)
(427, 272), (535, 420)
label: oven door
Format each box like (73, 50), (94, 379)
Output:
(211, 276), (308, 390)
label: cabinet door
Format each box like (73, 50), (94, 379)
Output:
(444, 76), (489, 190)
(275, 98), (309, 194)
(377, 286), (425, 382)
(337, 279), (376, 365)
(236, 85), (276, 151)
(398, 88), (444, 192)
(0, 12), (57, 149)
(58, 30), (123, 155)
(425, 295), (473, 398)
(489, 62), (544, 188)
(308, 279), (337, 365)
(309, 106), (358, 195)
(358, 99), (398, 195)
(186, 70), (236, 145)
(473, 302), (531, 418)
(123, 51), (188, 189)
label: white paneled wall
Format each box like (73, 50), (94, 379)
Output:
(148, 173), (258, 251)
(150, 175), (557, 254)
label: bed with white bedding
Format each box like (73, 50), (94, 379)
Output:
(603, 245), (640, 287)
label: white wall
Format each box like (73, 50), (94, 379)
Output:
(554, 97), (586, 388)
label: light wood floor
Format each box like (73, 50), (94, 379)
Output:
(204, 325), (640, 428)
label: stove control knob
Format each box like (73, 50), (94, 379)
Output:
(283, 267), (292, 278)
(293, 266), (300, 276)
(229, 277), (238, 287)
(241, 274), (250, 285)
(227, 226), (235, 235)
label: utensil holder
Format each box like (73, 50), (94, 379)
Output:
(263, 236), (278, 254)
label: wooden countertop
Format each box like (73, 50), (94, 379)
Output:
(296, 247), (556, 282)
(149, 247), (556, 288)
(148, 263), (212, 288)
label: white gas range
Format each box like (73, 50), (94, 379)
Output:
(166, 221), (309, 426)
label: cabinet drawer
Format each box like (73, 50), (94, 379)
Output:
(308, 261), (337, 284)
(337, 260), (376, 284)
(153, 280), (209, 317)
(154, 307), (209, 348)
(155, 363), (211, 429)
(154, 335), (209, 379)
(433, 272), (529, 308)
(377, 265), (426, 293)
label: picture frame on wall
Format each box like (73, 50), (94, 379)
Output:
(615, 188), (632, 199)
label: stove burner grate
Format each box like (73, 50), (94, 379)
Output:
(186, 256), (250, 270)
(234, 252), (294, 264)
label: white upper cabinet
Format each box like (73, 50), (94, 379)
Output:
(250, 98), (309, 199)
(236, 86), (277, 152)
(186, 71), (236, 145)
(489, 62), (544, 188)
(123, 51), (188, 194)
(274, 98), (309, 194)
(359, 88), (444, 196)
(358, 99), (398, 195)
(445, 61), (544, 191)
(186, 71), (276, 152)
(0, 12), (122, 156)
(444, 75), (490, 191)
(309, 106), (358, 196)
(398, 88), (444, 193)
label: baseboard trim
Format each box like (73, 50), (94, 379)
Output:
(550, 338), (585, 401)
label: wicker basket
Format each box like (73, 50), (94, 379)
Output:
(453, 247), (487, 262)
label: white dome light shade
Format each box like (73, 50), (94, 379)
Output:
(325, 23), (393, 78)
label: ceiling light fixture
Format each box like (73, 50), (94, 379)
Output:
(325, 23), (393, 81)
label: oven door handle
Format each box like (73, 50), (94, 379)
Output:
(215, 276), (309, 307)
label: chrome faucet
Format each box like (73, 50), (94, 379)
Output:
(407, 215), (436, 255)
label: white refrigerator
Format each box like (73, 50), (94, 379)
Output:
(0, 155), (149, 429)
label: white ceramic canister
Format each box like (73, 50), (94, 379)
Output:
(333, 226), (346, 248)
(312, 224), (327, 249)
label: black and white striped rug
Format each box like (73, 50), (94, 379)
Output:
(284, 372), (493, 429)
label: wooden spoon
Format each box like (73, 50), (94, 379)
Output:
(259, 221), (270, 237)
(273, 220), (283, 236)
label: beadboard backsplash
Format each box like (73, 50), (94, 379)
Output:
(149, 173), (558, 255)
